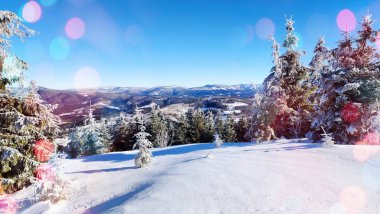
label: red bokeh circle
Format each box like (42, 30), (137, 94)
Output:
(33, 139), (54, 162)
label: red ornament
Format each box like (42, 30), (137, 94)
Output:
(341, 102), (362, 123)
(33, 139), (55, 162)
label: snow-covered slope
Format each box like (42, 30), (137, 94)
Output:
(6, 140), (380, 213)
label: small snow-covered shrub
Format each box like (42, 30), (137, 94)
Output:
(321, 127), (334, 148)
(133, 108), (154, 168)
(213, 134), (224, 148)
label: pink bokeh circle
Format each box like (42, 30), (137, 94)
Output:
(22, 1), (42, 23)
(65, 17), (86, 40)
(255, 18), (275, 39)
(337, 9), (356, 32)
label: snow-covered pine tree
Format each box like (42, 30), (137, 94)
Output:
(133, 107), (153, 168)
(222, 115), (236, 142)
(311, 14), (380, 144)
(187, 108), (209, 143)
(235, 117), (249, 142)
(23, 81), (60, 138)
(309, 37), (331, 83)
(213, 133), (224, 148)
(249, 17), (313, 141)
(65, 127), (82, 158)
(0, 11), (35, 92)
(172, 114), (189, 145)
(148, 104), (168, 147)
(98, 117), (111, 151)
(111, 112), (138, 151)
(80, 108), (107, 156)
(0, 11), (61, 194)
(214, 109), (224, 135)
(204, 110), (216, 142)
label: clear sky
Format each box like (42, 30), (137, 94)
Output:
(2, 0), (380, 89)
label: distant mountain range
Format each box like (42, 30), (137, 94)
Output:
(17, 84), (261, 125)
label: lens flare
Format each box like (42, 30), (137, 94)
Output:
(74, 66), (101, 90)
(362, 157), (380, 192)
(39, 0), (57, 7)
(337, 9), (356, 32)
(255, 18), (275, 39)
(65, 17), (86, 40)
(0, 196), (18, 214)
(338, 186), (366, 214)
(22, 1), (42, 23)
(49, 37), (70, 60)
(125, 25), (144, 46)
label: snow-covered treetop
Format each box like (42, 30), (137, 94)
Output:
(0, 11), (35, 91)
(283, 17), (299, 51)
(270, 36), (281, 75)
(0, 11), (35, 48)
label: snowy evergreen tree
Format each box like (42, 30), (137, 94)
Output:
(311, 14), (380, 144)
(172, 114), (189, 145)
(80, 108), (107, 156)
(213, 133), (224, 148)
(65, 127), (82, 158)
(111, 112), (138, 151)
(148, 104), (168, 147)
(187, 108), (210, 143)
(309, 37), (331, 83)
(214, 109), (224, 135)
(249, 17), (313, 141)
(0, 11), (35, 92)
(133, 108), (153, 168)
(222, 115), (236, 142)
(23, 81), (60, 138)
(204, 110), (216, 142)
(0, 11), (61, 194)
(235, 117), (249, 142)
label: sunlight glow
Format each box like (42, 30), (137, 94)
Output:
(65, 17), (86, 40)
(74, 66), (101, 90)
(338, 186), (366, 214)
(22, 1), (42, 23)
(255, 18), (275, 39)
(49, 37), (70, 60)
(337, 9), (356, 32)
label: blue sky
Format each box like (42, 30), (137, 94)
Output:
(2, 0), (380, 89)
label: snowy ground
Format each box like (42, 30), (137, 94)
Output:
(4, 140), (380, 214)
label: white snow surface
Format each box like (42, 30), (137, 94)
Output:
(5, 140), (380, 214)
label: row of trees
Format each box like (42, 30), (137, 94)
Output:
(65, 104), (250, 158)
(251, 14), (380, 144)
